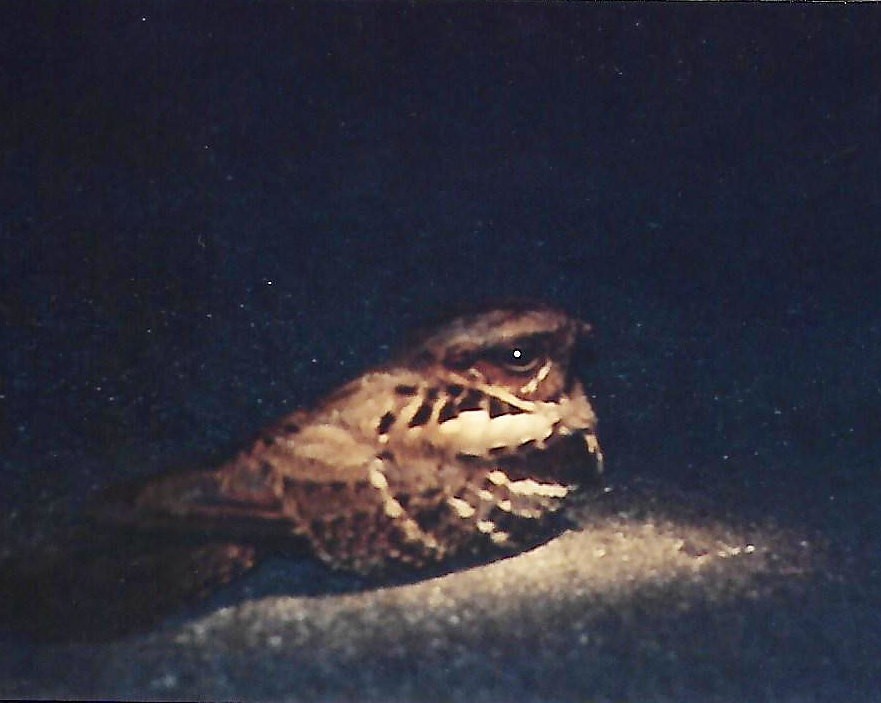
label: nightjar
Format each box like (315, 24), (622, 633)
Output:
(0, 303), (603, 640)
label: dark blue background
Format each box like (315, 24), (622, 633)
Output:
(2, 3), (881, 698)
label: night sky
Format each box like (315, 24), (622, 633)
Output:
(2, 4), (881, 700)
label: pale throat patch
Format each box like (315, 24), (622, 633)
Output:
(436, 406), (559, 455)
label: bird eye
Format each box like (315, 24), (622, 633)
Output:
(486, 343), (543, 373)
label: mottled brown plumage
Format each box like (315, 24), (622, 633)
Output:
(0, 304), (603, 640)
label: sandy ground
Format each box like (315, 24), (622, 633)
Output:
(0, 482), (839, 702)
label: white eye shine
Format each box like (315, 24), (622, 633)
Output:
(482, 343), (544, 373)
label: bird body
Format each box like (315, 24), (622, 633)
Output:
(112, 304), (603, 573)
(1, 303), (603, 640)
